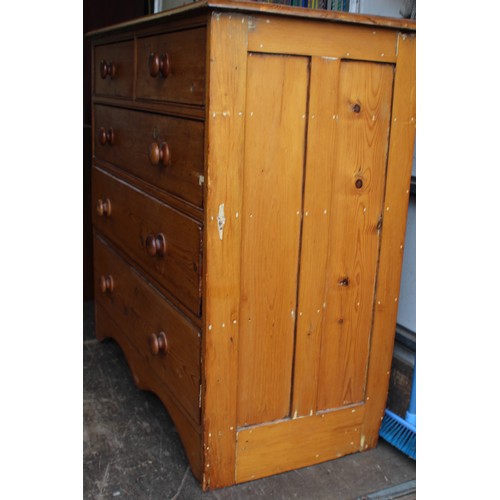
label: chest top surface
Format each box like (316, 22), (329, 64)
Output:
(86, 0), (416, 39)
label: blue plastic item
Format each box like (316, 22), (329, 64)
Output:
(379, 363), (416, 460)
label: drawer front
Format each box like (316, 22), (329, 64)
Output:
(94, 105), (204, 207)
(92, 167), (202, 316)
(94, 235), (201, 424)
(94, 40), (134, 98)
(136, 28), (206, 105)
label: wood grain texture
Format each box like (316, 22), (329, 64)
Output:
(316, 61), (394, 411)
(291, 56), (340, 418)
(248, 16), (399, 63)
(94, 235), (201, 424)
(237, 53), (309, 427)
(88, 6), (416, 489)
(361, 33), (416, 450)
(201, 12), (249, 490)
(94, 300), (203, 481)
(92, 166), (202, 316)
(136, 27), (206, 105)
(94, 40), (134, 98)
(94, 105), (204, 207)
(236, 405), (365, 483)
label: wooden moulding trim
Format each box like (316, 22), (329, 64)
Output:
(201, 12), (249, 490)
(361, 33), (416, 449)
(248, 15), (400, 63)
(235, 405), (366, 483)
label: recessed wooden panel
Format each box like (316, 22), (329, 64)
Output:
(291, 56), (340, 418)
(316, 61), (394, 411)
(237, 53), (309, 427)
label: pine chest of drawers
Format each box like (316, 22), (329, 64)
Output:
(88, 0), (416, 490)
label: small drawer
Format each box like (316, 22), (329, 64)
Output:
(136, 28), (206, 105)
(94, 235), (201, 424)
(94, 40), (134, 98)
(94, 105), (204, 207)
(92, 167), (202, 316)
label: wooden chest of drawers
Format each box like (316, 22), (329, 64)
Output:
(88, 0), (416, 490)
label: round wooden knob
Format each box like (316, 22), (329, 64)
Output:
(100, 60), (116, 79)
(99, 127), (114, 146)
(149, 331), (168, 355)
(99, 275), (114, 293)
(146, 233), (167, 257)
(149, 52), (171, 78)
(148, 142), (171, 166)
(96, 198), (112, 217)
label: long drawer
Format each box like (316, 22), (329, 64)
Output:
(93, 235), (201, 424)
(94, 105), (204, 207)
(92, 166), (202, 316)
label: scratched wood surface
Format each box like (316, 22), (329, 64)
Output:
(237, 52), (309, 427)
(316, 61), (394, 411)
(291, 55), (340, 418)
(89, 5), (416, 489)
(248, 16), (399, 63)
(236, 404), (365, 483)
(201, 12), (249, 490)
(361, 33), (416, 450)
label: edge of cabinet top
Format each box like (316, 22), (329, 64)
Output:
(86, 0), (416, 38)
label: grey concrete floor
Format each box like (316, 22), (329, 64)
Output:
(84, 301), (415, 499)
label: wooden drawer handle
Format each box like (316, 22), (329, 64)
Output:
(148, 141), (171, 166)
(96, 198), (112, 217)
(99, 274), (114, 293)
(149, 331), (168, 355)
(149, 52), (171, 78)
(99, 127), (115, 146)
(146, 233), (167, 257)
(100, 60), (116, 79)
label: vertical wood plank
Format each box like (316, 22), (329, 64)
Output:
(316, 60), (394, 411)
(361, 33), (416, 449)
(237, 53), (309, 427)
(202, 12), (249, 490)
(291, 56), (340, 417)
